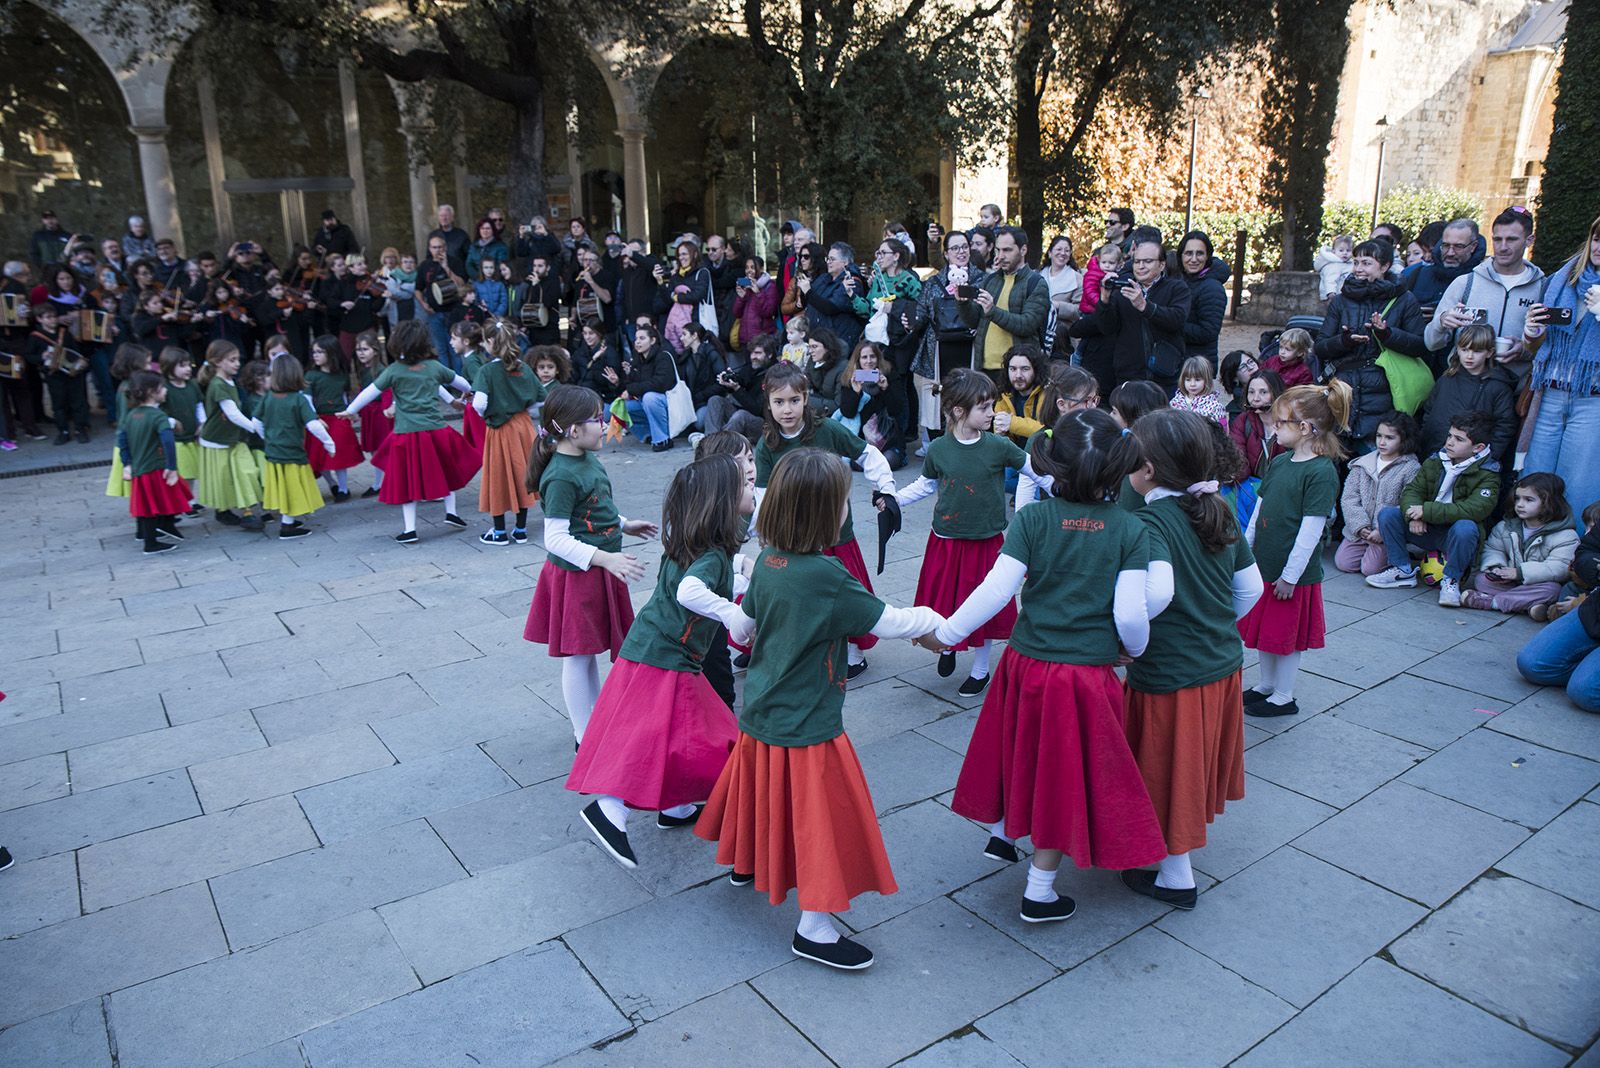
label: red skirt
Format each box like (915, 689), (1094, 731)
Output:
(524, 559), (635, 658)
(1124, 671), (1246, 855)
(951, 650), (1167, 870)
(461, 405), (487, 453)
(823, 538), (878, 651)
(914, 532), (1014, 649)
(695, 731), (897, 911)
(566, 658), (737, 810)
(371, 426), (481, 505)
(129, 470), (193, 518)
(1237, 582), (1326, 655)
(306, 414), (362, 475)
(357, 391), (393, 457)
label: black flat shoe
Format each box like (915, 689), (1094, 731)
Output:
(214, 509), (241, 526)
(846, 660), (868, 681)
(361, 487), (380, 498)
(651, 440), (674, 453)
(983, 836), (1019, 863)
(279, 524), (312, 539)
(394, 530), (419, 544)
(1020, 895), (1076, 923)
(1120, 868), (1197, 910)
(792, 933), (873, 970)
(937, 651), (956, 678)
(443, 513), (467, 529)
(729, 871), (754, 887)
(1243, 688), (1273, 706)
(656, 805), (703, 829)
(957, 674), (991, 697)
(1245, 698), (1299, 718)
(733, 651), (751, 669)
(333, 489), (351, 502)
(581, 800), (637, 869)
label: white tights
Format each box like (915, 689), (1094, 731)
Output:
(399, 491), (458, 533)
(1255, 651), (1303, 702)
(560, 654), (601, 741)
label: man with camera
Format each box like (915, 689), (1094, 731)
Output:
(1069, 234), (1193, 397)
(958, 226), (1050, 387)
(1426, 206), (1548, 382)
(617, 240), (662, 352)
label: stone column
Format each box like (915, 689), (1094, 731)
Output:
(620, 116), (649, 248)
(389, 78), (439, 257)
(338, 61), (372, 251)
(129, 125), (184, 250)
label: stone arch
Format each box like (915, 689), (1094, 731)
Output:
(585, 40), (670, 246)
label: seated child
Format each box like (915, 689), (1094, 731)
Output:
(1314, 234), (1355, 301)
(1537, 501), (1600, 622)
(1169, 355), (1228, 426)
(1262, 327), (1314, 388)
(780, 314), (809, 366)
(1335, 411), (1421, 576)
(1462, 472), (1579, 614)
(1367, 410), (1501, 607)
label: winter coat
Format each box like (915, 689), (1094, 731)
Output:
(720, 358), (769, 416)
(806, 268), (868, 349)
(1069, 273), (1192, 387)
(1228, 409), (1286, 482)
(681, 342), (728, 409)
(1314, 275), (1429, 440)
(730, 276), (780, 350)
(806, 358), (845, 415)
(1080, 257), (1106, 314)
(909, 265), (983, 380)
(1314, 248), (1354, 301)
(1399, 450), (1502, 538)
(1480, 515), (1580, 586)
(1339, 450), (1422, 542)
(621, 344), (677, 399)
(471, 279), (509, 319)
(1262, 353), (1314, 387)
(1418, 365), (1518, 463)
(653, 266), (711, 317)
(1423, 259), (1548, 377)
(1400, 235), (1486, 312)
(585, 343), (625, 404)
(960, 266), (1052, 367)
(122, 233), (158, 263)
(1573, 522), (1600, 640)
(705, 256), (742, 338)
(1180, 260), (1230, 365)
(996, 385), (1045, 445)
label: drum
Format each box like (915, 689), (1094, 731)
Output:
(575, 292), (601, 324)
(431, 279), (461, 306)
(519, 302), (549, 328)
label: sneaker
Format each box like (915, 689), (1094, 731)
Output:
(688, 431), (705, 451)
(1366, 566), (1418, 589)
(656, 805), (703, 829)
(0, 440), (16, 451)
(510, 527), (528, 544)
(728, 870), (754, 887)
(937, 651), (957, 678)
(651, 440), (674, 453)
(143, 541), (179, 555)
(23, 429), (46, 441)
(1529, 602), (1551, 623)
(53, 432), (70, 445)
(1120, 868), (1197, 910)
(360, 486), (380, 499)
(214, 509), (242, 526)
(480, 529), (510, 545)
(1547, 597), (1581, 622)
(1020, 894), (1077, 923)
(792, 933), (874, 970)
(1460, 590), (1496, 611)
(1438, 577), (1461, 608)
(394, 530), (419, 545)
(846, 660), (869, 681)
(958, 674), (991, 697)
(733, 651), (751, 669)
(983, 836), (1020, 863)
(279, 523), (312, 539)
(1246, 698), (1299, 718)
(0, 846), (11, 871)
(443, 513), (467, 529)
(581, 800), (637, 869)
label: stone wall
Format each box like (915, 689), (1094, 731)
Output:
(1237, 271), (1324, 326)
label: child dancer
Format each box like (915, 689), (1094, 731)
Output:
(257, 355), (337, 538)
(930, 408), (1166, 918)
(196, 341), (265, 530)
(1463, 472), (1579, 614)
(104, 344), (154, 507)
(696, 447), (943, 970)
(531, 345), (571, 390)
(693, 429), (760, 706)
(159, 347), (203, 514)
(570, 454), (753, 868)
(892, 369), (1026, 695)
(473, 320), (541, 545)
(349, 329), (391, 497)
(1108, 380), (1167, 512)
(336, 320), (477, 543)
(1334, 411), (1420, 576)
(1222, 368), (1285, 529)
(524, 384), (657, 743)
(1168, 356), (1228, 425)
(237, 359), (271, 480)
(1238, 381), (1353, 717)
(753, 362), (898, 678)
(304, 335), (362, 501)
(1013, 365), (1099, 509)
(451, 319), (490, 452)
(1122, 409), (1264, 909)
(119, 370), (192, 554)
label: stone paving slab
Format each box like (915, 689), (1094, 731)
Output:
(251, 674), (436, 745)
(1189, 773), (1336, 881)
(550, 984), (831, 1067)
(371, 699), (551, 763)
(424, 779), (586, 874)
(1400, 729), (1600, 829)
(0, 852), (80, 939)
(1243, 713), (1430, 808)
(1489, 686), (1600, 762)
(159, 662), (337, 725)
(67, 709), (266, 793)
(1327, 673), (1510, 750)
(838, 800), (1008, 932)
(896, 1031), (1027, 1067)
(0, 1000), (113, 1068)
(1409, 635), (1544, 703)
(3, 770), (200, 863)
(296, 744), (517, 842)
(0, 700), (169, 765)
(1494, 800), (1600, 911)
(0, 752), (69, 812)
(189, 724), (395, 812)
(0, 684), (62, 725)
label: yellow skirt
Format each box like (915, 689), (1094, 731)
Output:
(251, 447), (267, 477)
(105, 447), (129, 498)
(174, 440), (200, 481)
(261, 461), (324, 516)
(197, 442), (262, 511)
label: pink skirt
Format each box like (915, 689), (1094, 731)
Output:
(951, 650), (1167, 870)
(524, 559), (635, 658)
(823, 538), (878, 651)
(566, 658), (737, 810)
(357, 390), (393, 456)
(1237, 582), (1326, 655)
(306, 413), (362, 474)
(129, 470), (193, 518)
(371, 426), (481, 505)
(914, 532), (1014, 649)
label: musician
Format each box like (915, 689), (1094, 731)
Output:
(513, 256), (563, 347)
(26, 303), (91, 444)
(151, 239), (185, 289)
(416, 236), (468, 369)
(185, 252), (220, 306)
(313, 210), (360, 258)
(314, 254), (350, 336)
(83, 281), (122, 425)
(336, 255), (386, 359)
(44, 265), (90, 319)
(132, 288), (191, 350)
(225, 242), (270, 298)
(203, 279), (252, 350)
(252, 280), (305, 361)
(1, 261), (44, 442)
(120, 263), (157, 321)
(571, 245), (617, 340)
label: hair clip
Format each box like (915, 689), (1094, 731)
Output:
(1121, 427), (1131, 437)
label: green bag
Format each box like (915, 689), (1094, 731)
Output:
(1373, 298), (1435, 415)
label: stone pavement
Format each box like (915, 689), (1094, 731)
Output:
(1, 426), (1598, 1068)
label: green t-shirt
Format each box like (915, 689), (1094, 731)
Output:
(1000, 497), (1150, 665)
(1127, 495), (1255, 694)
(357, 363), (382, 390)
(620, 550), (733, 674)
(922, 431), (1026, 539)
(162, 379), (201, 442)
(1253, 453), (1337, 585)
(304, 369), (347, 415)
(373, 360), (454, 433)
(200, 377), (244, 446)
(238, 389), (266, 451)
(113, 382), (130, 425)
(258, 391), (315, 465)
(462, 349), (487, 383)
(740, 549), (886, 746)
(472, 360), (543, 428)
(122, 404), (170, 477)
(538, 450), (622, 572)
(754, 419), (867, 545)
(1116, 474), (1144, 512)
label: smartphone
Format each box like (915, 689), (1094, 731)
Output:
(736, 277), (752, 287)
(853, 369), (881, 384)
(955, 285), (980, 300)
(1467, 307), (1489, 324)
(1548, 307), (1574, 326)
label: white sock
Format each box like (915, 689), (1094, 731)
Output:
(443, 490), (457, 515)
(1269, 651), (1302, 703)
(401, 501), (417, 531)
(971, 640), (992, 679)
(661, 803), (696, 819)
(372, 468), (384, 489)
(1155, 852), (1195, 890)
(281, 514), (298, 526)
(335, 469), (348, 492)
(847, 643), (864, 666)
(597, 794), (628, 830)
(988, 819), (1012, 844)
(796, 910), (840, 944)
(1254, 652), (1280, 696)
(1024, 862), (1058, 903)
(560, 654), (602, 740)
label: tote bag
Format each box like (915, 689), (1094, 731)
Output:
(664, 351), (697, 438)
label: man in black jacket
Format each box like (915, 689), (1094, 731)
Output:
(704, 234), (741, 345)
(617, 240), (662, 350)
(702, 332), (773, 441)
(1069, 236), (1192, 396)
(313, 211), (360, 258)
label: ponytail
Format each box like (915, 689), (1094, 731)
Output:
(1132, 410), (1240, 553)
(485, 317), (525, 373)
(1277, 379), (1354, 461)
(196, 340), (239, 390)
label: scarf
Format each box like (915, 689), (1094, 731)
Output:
(1434, 446), (1487, 503)
(1532, 258), (1600, 392)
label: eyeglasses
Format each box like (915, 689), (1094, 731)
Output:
(1132, 257), (1160, 266)
(1439, 241), (1473, 252)
(1105, 219), (1121, 226)
(581, 415), (606, 426)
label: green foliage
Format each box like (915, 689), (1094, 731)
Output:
(1320, 186), (1486, 248)
(1535, 0), (1599, 273)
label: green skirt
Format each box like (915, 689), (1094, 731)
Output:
(197, 442), (262, 511)
(105, 447), (129, 499)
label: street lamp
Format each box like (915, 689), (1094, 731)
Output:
(1183, 86), (1212, 235)
(1370, 115), (1389, 233)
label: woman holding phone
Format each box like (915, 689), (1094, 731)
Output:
(908, 230), (984, 448)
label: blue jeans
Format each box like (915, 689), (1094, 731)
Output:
(88, 345), (114, 425)
(1523, 386), (1600, 521)
(423, 313), (459, 373)
(1375, 506), (1479, 582)
(624, 393), (670, 443)
(1517, 611), (1600, 712)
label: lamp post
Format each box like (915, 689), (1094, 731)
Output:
(1183, 86), (1211, 235)
(1370, 115), (1389, 233)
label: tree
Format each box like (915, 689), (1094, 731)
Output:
(1013, 0), (1274, 248)
(1534, 0), (1598, 273)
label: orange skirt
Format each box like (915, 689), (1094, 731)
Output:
(1123, 671), (1246, 855)
(478, 411), (537, 516)
(695, 732), (897, 912)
